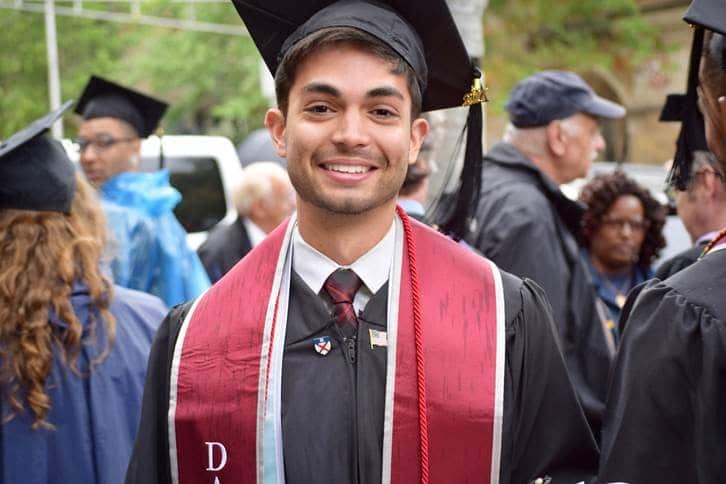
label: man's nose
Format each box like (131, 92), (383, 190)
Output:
(594, 131), (606, 153)
(331, 110), (370, 148)
(79, 143), (99, 162)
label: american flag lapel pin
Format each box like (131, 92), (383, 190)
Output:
(369, 329), (387, 349)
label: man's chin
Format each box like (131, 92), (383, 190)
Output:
(90, 179), (105, 189)
(306, 193), (396, 217)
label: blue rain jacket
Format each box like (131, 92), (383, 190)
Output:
(1, 283), (167, 484)
(100, 170), (210, 307)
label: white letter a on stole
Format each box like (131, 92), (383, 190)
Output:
(205, 442), (228, 471)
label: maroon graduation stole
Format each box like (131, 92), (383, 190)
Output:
(701, 226), (726, 258)
(169, 211), (505, 483)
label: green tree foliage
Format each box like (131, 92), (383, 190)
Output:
(484, 0), (658, 112)
(1, 1), (658, 140)
(0, 4), (267, 141)
(0, 11), (129, 137)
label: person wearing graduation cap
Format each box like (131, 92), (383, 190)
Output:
(75, 76), (210, 307)
(125, 2), (598, 483)
(0, 102), (167, 483)
(598, 1), (726, 482)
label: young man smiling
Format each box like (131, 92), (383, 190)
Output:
(125, 2), (597, 483)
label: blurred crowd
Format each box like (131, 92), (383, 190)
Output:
(1, 0), (725, 483)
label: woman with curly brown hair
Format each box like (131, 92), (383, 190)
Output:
(578, 170), (666, 343)
(0, 105), (166, 483)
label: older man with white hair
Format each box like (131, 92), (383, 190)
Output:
(466, 70), (626, 438)
(197, 161), (295, 282)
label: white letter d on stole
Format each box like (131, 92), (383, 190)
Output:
(205, 442), (228, 472)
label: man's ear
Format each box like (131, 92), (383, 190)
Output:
(408, 117), (430, 165)
(718, 96), (726, 136)
(700, 166), (723, 201)
(265, 108), (287, 158)
(546, 121), (566, 157)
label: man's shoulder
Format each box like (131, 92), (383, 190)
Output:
(479, 160), (550, 209)
(654, 244), (702, 280)
(110, 285), (168, 323)
(473, 180), (554, 237)
(661, 249), (726, 312)
(200, 219), (245, 249)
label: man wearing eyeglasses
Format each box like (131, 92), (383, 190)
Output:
(75, 76), (210, 307)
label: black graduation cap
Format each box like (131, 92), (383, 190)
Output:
(0, 100), (76, 214)
(663, 0), (726, 189)
(231, 0), (486, 238)
(75, 75), (168, 138)
(684, 0), (726, 36)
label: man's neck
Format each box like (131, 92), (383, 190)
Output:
(508, 140), (563, 185)
(701, 205), (726, 242)
(247, 214), (274, 234)
(527, 154), (564, 185)
(296, 200), (397, 266)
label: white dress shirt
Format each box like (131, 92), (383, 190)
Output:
(292, 221), (395, 313)
(243, 218), (267, 248)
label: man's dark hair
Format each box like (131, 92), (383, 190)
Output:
(274, 27), (422, 119)
(701, 30), (726, 92)
(400, 157), (431, 196)
(578, 171), (667, 268)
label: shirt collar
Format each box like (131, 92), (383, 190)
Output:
(292, 220), (395, 295)
(243, 217), (267, 247)
(696, 230), (719, 246)
(397, 199), (425, 216)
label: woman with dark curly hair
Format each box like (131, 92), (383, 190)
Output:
(578, 170), (666, 341)
(0, 106), (167, 483)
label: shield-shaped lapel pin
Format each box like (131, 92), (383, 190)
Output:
(313, 336), (332, 356)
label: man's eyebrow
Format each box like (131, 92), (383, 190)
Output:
(301, 83), (340, 97)
(367, 86), (404, 101)
(300, 83), (404, 101)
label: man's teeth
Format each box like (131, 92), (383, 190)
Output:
(324, 164), (371, 174)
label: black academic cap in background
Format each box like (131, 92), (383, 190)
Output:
(231, 0), (486, 239)
(663, 0), (726, 189)
(661, 27), (708, 190)
(231, 0), (476, 113)
(0, 100), (76, 214)
(684, 0), (726, 36)
(75, 75), (168, 138)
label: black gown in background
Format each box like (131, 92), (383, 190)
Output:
(125, 270), (598, 484)
(599, 248), (726, 483)
(653, 241), (707, 281)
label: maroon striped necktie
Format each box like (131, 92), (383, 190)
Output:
(323, 269), (362, 338)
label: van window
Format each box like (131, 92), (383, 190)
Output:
(139, 156), (226, 233)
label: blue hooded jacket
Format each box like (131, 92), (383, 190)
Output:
(1, 284), (166, 484)
(100, 170), (210, 306)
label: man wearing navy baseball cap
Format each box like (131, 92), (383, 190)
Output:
(466, 70), (625, 438)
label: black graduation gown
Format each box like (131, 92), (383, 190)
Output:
(125, 270), (598, 484)
(197, 216), (253, 283)
(653, 242), (706, 280)
(599, 248), (726, 483)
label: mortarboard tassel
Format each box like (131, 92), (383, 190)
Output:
(157, 126), (166, 170)
(667, 26), (707, 190)
(437, 66), (486, 240)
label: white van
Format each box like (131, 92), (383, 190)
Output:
(64, 135), (244, 249)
